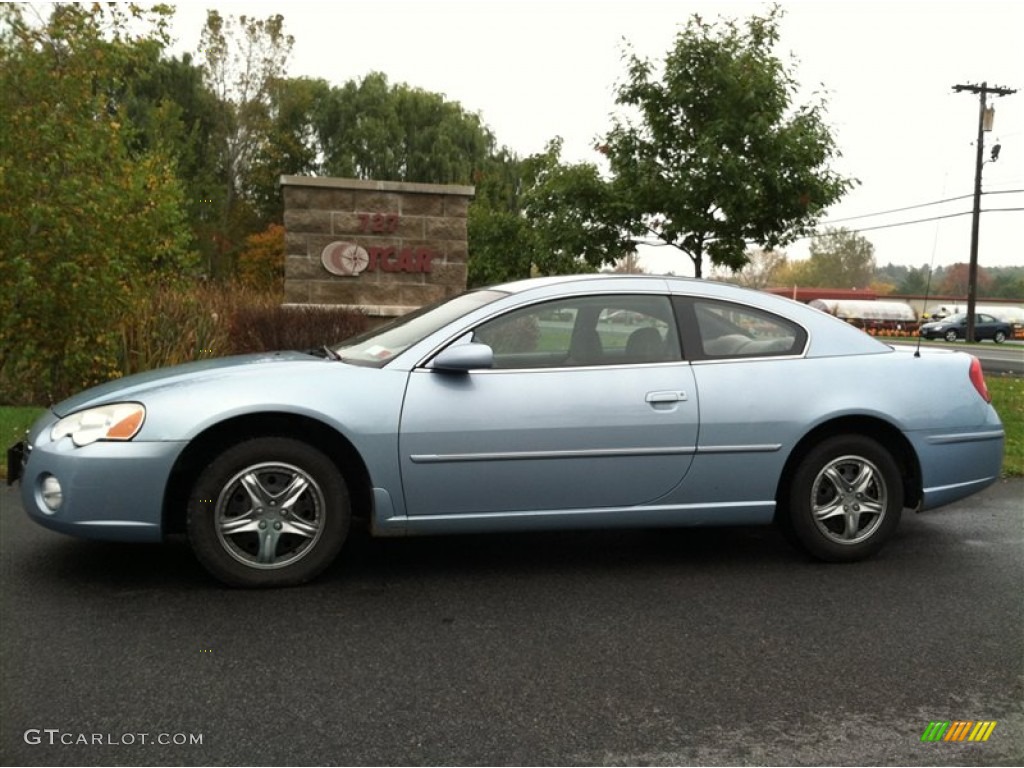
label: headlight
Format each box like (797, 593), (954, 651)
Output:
(51, 403), (146, 447)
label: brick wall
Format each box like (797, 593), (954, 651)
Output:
(280, 176), (474, 317)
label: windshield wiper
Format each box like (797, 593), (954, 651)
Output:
(304, 346), (341, 360)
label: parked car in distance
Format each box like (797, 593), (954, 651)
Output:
(923, 303), (1024, 324)
(919, 313), (1013, 343)
(8, 275), (1005, 587)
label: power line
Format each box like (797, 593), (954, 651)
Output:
(822, 189), (1023, 225)
(840, 207), (1022, 234)
(630, 196), (1023, 251)
(631, 206), (1023, 248)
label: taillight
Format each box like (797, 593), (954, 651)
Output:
(968, 356), (991, 403)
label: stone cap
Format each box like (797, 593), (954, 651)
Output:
(282, 302), (420, 318)
(279, 175), (474, 198)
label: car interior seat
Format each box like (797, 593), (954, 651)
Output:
(625, 326), (665, 362)
(568, 325), (604, 365)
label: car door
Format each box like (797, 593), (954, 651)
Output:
(397, 293), (698, 517)
(976, 314), (997, 339)
(676, 297), (811, 506)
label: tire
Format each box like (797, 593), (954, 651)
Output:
(994, 330), (1006, 343)
(187, 437), (350, 587)
(944, 329), (959, 342)
(781, 435), (903, 562)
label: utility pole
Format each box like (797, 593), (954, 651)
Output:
(952, 82), (1016, 342)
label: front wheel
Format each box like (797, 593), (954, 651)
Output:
(187, 437), (350, 587)
(781, 435), (903, 562)
(944, 329), (959, 342)
(994, 330), (1007, 343)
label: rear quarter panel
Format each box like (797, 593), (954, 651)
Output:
(677, 347), (1002, 509)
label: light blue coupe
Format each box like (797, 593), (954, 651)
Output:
(8, 275), (1005, 586)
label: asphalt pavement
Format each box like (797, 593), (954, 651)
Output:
(1, 481), (1022, 766)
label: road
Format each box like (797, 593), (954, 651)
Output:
(1, 482), (1022, 766)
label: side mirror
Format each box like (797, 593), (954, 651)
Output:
(429, 342), (494, 372)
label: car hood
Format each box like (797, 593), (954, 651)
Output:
(51, 351), (326, 416)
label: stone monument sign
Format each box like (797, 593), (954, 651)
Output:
(280, 175), (474, 318)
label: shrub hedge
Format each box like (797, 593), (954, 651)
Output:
(0, 283), (367, 406)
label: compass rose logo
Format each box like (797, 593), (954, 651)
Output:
(321, 241), (369, 276)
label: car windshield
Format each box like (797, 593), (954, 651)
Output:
(333, 289), (507, 366)
(944, 314), (968, 324)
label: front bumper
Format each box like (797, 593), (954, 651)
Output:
(14, 430), (187, 542)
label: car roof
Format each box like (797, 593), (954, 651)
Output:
(489, 273), (799, 309)
(489, 272), (727, 294)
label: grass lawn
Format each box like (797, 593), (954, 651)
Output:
(1, 406), (46, 447)
(0, 375), (1021, 481)
(988, 375), (1023, 477)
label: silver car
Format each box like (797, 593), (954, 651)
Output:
(8, 275), (1005, 587)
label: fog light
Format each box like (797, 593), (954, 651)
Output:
(40, 474), (63, 513)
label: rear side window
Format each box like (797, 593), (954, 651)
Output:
(685, 300), (806, 360)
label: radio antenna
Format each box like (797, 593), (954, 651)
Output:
(915, 265), (934, 358)
(916, 169), (951, 358)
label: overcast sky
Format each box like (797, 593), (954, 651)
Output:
(170, 0), (1024, 277)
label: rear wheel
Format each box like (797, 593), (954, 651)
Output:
(782, 435), (903, 562)
(187, 437), (350, 587)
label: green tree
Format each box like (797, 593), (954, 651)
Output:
(988, 269), (1024, 299)
(602, 5), (852, 277)
(800, 227), (876, 288)
(712, 248), (790, 288)
(467, 150), (534, 286)
(875, 262), (907, 287)
(611, 252), (646, 274)
(896, 265), (931, 295)
(772, 257), (814, 288)
(199, 11), (294, 276)
(312, 72), (495, 184)
(117, 48), (224, 270)
(940, 262), (992, 298)
(520, 139), (633, 276)
(247, 76), (329, 222)
(0, 4), (195, 403)
(467, 141), (632, 285)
